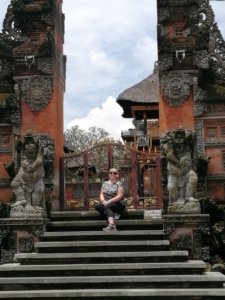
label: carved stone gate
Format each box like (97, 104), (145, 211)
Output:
(59, 143), (162, 210)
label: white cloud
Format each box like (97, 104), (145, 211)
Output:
(63, 0), (157, 127)
(67, 96), (134, 140)
(133, 36), (158, 72)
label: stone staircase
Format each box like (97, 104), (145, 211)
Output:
(0, 210), (225, 299)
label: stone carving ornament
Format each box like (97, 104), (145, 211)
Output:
(20, 76), (53, 111)
(193, 50), (209, 70)
(3, 4), (29, 42)
(18, 236), (34, 253)
(175, 234), (192, 250)
(161, 71), (191, 106)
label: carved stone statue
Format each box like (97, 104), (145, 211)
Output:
(10, 133), (45, 217)
(161, 129), (200, 214)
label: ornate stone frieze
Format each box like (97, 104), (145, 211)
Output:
(12, 0), (53, 13)
(0, 59), (13, 79)
(41, 13), (54, 27)
(175, 234), (192, 250)
(32, 226), (45, 237)
(164, 215), (209, 223)
(38, 135), (54, 186)
(20, 76), (53, 111)
(158, 54), (173, 72)
(5, 94), (21, 125)
(1, 249), (15, 264)
(193, 50), (209, 69)
(18, 236), (34, 253)
(206, 104), (225, 116)
(194, 119), (205, 158)
(0, 228), (10, 243)
(163, 222), (175, 234)
(0, 218), (46, 226)
(198, 222), (210, 235)
(160, 71), (191, 106)
(158, 7), (170, 23)
(209, 24), (225, 82)
(158, 35), (172, 56)
(10, 206), (46, 218)
(37, 57), (54, 74)
(193, 83), (207, 117)
(198, 0), (215, 29)
(199, 246), (210, 261)
(3, 4), (29, 42)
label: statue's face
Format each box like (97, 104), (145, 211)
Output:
(24, 143), (37, 159)
(169, 79), (182, 100)
(174, 132), (185, 153)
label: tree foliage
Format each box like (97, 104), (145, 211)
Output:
(64, 125), (118, 153)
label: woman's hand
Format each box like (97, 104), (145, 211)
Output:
(102, 200), (108, 206)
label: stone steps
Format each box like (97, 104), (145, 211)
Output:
(42, 229), (166, 241)
(0, 288), (225, 299)
(1, 273), (224, 290)
(0, 211), (225, 299)
(46, 219), (163, 231)
(0, 261), (207, 276)
(34, 239), (170, 253)
(49, 210), (144, 221)
(14, 250), (187, 264)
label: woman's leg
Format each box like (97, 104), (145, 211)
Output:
(95, 202), (105, 217)
(104, 202), (125, 225)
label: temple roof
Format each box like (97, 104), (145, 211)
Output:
(116, 70), (159, 118)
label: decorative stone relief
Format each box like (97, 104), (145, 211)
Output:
(163, 222), (175, 234)
(38, 135), (54, 187)
(160, 71), (191, 106)
(158, 54), (173, 72)
(37, 57), (54, 74)
(198, 222), (210, 235)
(158, 7), (170, 23)
(5, 94), (21, 125)
(194, 119), (205, 158)
(0, 228), (10, 244)
(209, 23), (225, 82)
(175, 234), (192, 250)
(18, 236), (34, 253)
(199, 246), (210, 261)
(193, 50), (209, 69)
(198, 0), (215, 29)
(20, 76), (53, 111)
(1, 249), (15, 264)
(32, 226), (45, 237)
(193, 79), (207, 117)
(3, 4), (29, 42)
(41, 13), (55, 27)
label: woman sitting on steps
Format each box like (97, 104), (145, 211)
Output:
(95, 168), (125, 231)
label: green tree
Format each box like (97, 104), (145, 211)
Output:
(64, 125), (118, 153)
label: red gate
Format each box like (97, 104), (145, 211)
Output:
(59, 143), (162, 210)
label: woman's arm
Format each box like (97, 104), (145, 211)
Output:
(99, 187), (105, 203)
(108, 186), (124, 203)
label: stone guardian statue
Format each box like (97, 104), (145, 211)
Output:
(161, 129), (200, 214)
(10, 133), (46, 217)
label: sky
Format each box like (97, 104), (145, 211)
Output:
(0, 0), (225, 139)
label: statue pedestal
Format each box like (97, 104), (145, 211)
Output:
(10, 206), (46, 218)
(163, 214), (210, 260)
(0, 217), (47, 264)
(167, 200), (201, 214)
